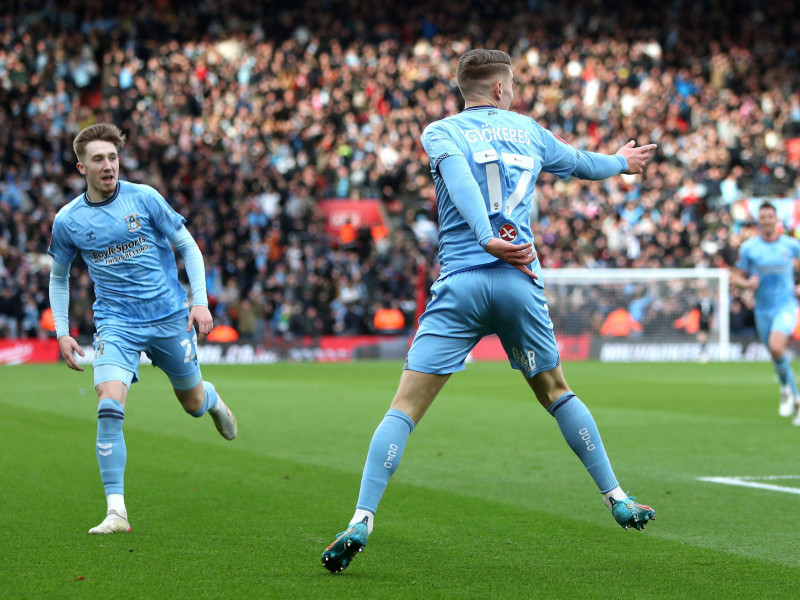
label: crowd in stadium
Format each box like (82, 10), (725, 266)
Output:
(2, 0), (800, 343)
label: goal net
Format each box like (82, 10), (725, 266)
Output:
(469, 268), (731, 363)
(542, 268), (730, 362)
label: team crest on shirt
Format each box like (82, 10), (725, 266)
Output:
(124, 213), (142, 232)
(498, 223), (518, 242)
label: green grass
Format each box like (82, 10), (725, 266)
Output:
(2, 361), (800, 599)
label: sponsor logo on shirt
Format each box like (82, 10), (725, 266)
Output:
(89, 235), (150, 265)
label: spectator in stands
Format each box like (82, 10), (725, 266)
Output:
(2, 0), (799, 344)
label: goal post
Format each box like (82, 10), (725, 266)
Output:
(539, 268), (730, 361)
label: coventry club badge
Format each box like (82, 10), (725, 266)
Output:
(124, 213), (141, 232)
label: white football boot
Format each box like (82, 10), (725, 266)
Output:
(209, 396), (238, 440)
(88, 509), (131, 534)
(779, 385), (795, 418)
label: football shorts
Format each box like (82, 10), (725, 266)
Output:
(92, 314), (202, 389)
(406, 266), (560, 377)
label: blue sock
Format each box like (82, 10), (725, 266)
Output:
(190, 381), (220, 417)
(774, 356), (799, 395)
(96, 398), (126, 496)
(355, 409), (415, 514)
(548, 392), (618, 494)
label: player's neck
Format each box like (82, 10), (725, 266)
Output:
(464, 98), (500, 110)
(86, 185), (116, 204)
(761, 232), (779, 243)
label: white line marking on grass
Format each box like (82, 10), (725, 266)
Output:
(698, 475), (800, 495)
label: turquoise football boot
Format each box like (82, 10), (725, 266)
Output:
(321, 517), (370, 574)
(610, 496), (656, 530)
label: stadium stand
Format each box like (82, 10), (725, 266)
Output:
(1, 0), (799, 343)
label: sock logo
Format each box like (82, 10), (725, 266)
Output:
(97, 443), (113, 456)
(384, 443), (399, 469)
(578, 427), (596, 451)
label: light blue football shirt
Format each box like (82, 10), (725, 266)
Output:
(421, 105), (579, 279)
(48, 180), (188, 326)
(736, 234), (800, 313)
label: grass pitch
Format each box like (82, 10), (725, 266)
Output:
(1, 360), (799, 599)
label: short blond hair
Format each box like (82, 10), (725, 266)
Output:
(456, 49), (512, 99)
(73, 123), (126, 161)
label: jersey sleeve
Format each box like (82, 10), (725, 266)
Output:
(539, 127), (579, 179)
(148, 187), (187, 236)
(791, 237), (800, 259)
(421, 121), (464, 173)
(47, 214), (76, 265)
(735, 243), (751, 273)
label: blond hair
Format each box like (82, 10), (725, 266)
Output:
(73, 123), (126, 161)
(456, 49), (512, 99)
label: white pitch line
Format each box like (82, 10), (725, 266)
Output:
(698, 476), (800, 495)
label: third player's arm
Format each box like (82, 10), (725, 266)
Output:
(730, 266), (758, 290)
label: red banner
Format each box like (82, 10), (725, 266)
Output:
(317, 199), (387, 235)
(0, 339), (61, 365)
(469, 334), (592, 362)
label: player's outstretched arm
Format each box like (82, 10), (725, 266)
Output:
(615, 140), (658, 174)
(485, 238), (538, 279)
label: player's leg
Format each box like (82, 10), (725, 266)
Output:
(88, 326), (141, 534)
(525, 365), (655, 530)
(323, 271), (485, 573)
(148, 319), (237, 439)
(697, 328), (709, 363)
(352, 369), (449, 526)
(492, 269), (654, 530)
(762, 309), (798, 418)
(322, 369), (449, 574)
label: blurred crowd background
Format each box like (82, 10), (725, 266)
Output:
(2, 0), (800, 343)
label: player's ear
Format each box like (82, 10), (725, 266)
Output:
(76, 161), (85, 175)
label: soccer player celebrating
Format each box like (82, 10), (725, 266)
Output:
(48, 123), (238, 534)
(321, 49), (657, 574)
(732, 202), (800, 422)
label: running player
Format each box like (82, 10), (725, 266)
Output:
(733, 201), (800, 422)
(49, 123), (238, 534)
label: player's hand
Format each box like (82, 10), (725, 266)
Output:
(616, 140), (658, 174)
(58, 335), (85, 371)
(188, 305), (213, 341)
(485, 238), (538, 279)
(746, 274), (760, 290)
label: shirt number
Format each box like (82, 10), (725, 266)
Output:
(473, 151), (534, 215)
